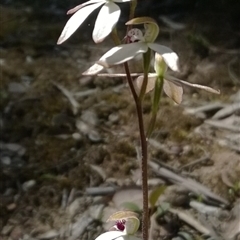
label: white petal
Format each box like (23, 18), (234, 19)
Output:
(148, 43), (179, 72)
(95, 231), (142, 240)
(163, 80), (183, 104)
(134, 76), (157, 94)
(67, 0), (104, 14)
(98, 42), (148, 67)
(57, 2), (103, 44)
(93, 2), (120, 43)
(82, 63), (104, 75)
(95, 231), (124, 240)
(165, 74), (220, 94)
(114, 0), (132, 2)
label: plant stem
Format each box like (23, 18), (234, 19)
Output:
(123, 62), (149, 240)
(111, 7), (149, 239)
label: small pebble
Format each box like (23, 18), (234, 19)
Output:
(7, 203), (17, 211)
(1, 156), (11, 165)
(182, 145), (192, 155)
(108, 113), (119, 123)
(81, 110), (98, 126)
(76, 120), (90, 134)
(22, 180), (36, 192)
(25, 56), (33, 64)
(37, 230), (59, 239)
(0, 58), (5, 66)
(5, 143), (22, 152)
(72, 132), (82, 141)
(3, 188), (15, 196)
(8, 82), (27, 93)
(88, 131), (102, 143)
(1, 225), (14, 235)
(10, 226), (23, 240)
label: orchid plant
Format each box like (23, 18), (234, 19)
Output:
(57, 1), (219, 240)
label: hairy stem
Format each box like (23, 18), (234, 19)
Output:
(111, 9), (149, 240)
(123, 63), (149, 240)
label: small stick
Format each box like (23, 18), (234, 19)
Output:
(180, 155), (211, 170)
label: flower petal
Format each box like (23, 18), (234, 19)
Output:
(95, 231), (124, 240)
(148, 43), (179, 72)
(95, 231), (142, 240)
(165, 74), (220, 94)
(67, 0), (104, 15)
(82, 63), (104, 75)
(134, 75), (157, 94)
(163, 80), (183, 104)
(154, 52), (168, 77)
(98, 42), (148, 67)
(57, 2), (103, 44)
(93, 2), (120, 43)
(114, 0), (132, 2)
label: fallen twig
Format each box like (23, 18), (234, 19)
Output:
(180, 155), (211, 171)
(51, 80), (80, 115)
(169, 208), (211, 235)
(85, 186), (117, 196)
(149, 160), (229, 206)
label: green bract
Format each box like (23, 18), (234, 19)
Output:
(57, 0), (132, 44)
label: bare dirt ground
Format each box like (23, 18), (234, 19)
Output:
(0, 2), (240, 240)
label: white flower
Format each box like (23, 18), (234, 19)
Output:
(95, 231), (142, 240)
(135, 53), (220, 104)
(95, 211), (142, 240)
(97, 17), (180, 72)
(57, 0), (131, 44)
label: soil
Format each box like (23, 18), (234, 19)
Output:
(0, 2), (240, 240)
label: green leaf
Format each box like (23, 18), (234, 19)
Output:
(156, 202), (170, 217)
(149, 185), (166, 208)
(121, 202), (141, 212)
(178, 231), (194, 240)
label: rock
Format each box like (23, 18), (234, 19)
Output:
(4, 143), (22, 152)
(10, 226), (23, 240)
(8, 82), (28, 93)
(22, 180), (36, 192)
(7, 203), (17, 211)
(3, 188), (15, 196)
(76, 120), (90, 134)
(88, 204), (104, 220)
(72, 132), (82, 141)
(3, 143), (26, 156)
(88, 130), (102, 143)
(81, 110), (98, 126)
(1, 225), (14, 235)
(108, 113), (119, 123)
(1, 156), (11, 165)
(37, 230), (59, 239)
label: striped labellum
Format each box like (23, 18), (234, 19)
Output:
(126, 28), (143, 43)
